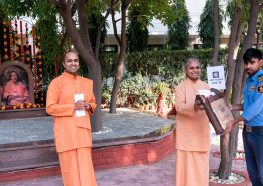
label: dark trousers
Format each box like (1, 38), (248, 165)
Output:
(243, 129), (263, 186)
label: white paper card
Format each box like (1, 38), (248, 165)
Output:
(74, 93), (86, 117)
(198, 89), (215, 97)
(207, 65), (226, 90)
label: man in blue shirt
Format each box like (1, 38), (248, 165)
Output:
(226, 48), (263, 186)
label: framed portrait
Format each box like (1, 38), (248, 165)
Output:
(0, 61), (34, 108)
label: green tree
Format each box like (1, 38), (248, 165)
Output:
(126, 4), (149, 53)
(86, 1), (108, 56)
(0, 0), (112, 131)
(1, 0), (66, 81)
(167, 0), (190, 50)
(109, 0), (176, 114)
(198, 0), (223, 49)
(219, 0), (262, 179)
(34, 4), (65, 81)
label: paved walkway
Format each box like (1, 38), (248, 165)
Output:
(0, 143), (248, 186)
(0, 108), (250, 186)
(0, 108), (173, 145)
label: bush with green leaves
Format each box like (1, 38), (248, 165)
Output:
(117, 73), (158, 107)
(100, 48), (228, 107)
(100, 48), (227, 83)
(101, 84), (111, 106)
(154, 82), (170, 96)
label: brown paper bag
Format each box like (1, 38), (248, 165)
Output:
(195, 88), (234, 135)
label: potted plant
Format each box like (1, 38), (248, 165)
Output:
(154, 82), (170, 114)
(101, 85), (111, 108)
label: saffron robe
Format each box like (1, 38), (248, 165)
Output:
(46, 72), (96, 152)
(174, 78), (210, 186)
(46, 72), (97, 186)
(3, 80), (29, 105)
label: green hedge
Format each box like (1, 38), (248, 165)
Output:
(100, 49), (228, 107)
(100, 48), (228, 82)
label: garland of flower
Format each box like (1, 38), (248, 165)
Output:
(9, 20), (13, 60)
(1, 20), (44, 110)
(14, 20), (20, 60)
(37, 46), (44, 106)
(3, 21), (8, 61)
(24, 23), (31, 67)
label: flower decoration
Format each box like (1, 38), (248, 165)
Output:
(1, 103), (42, 110)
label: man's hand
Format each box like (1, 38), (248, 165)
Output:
(75, 100), (91, 110)
(225, 120), (237, 133)
(227, 103), (234, 111)
(227, 103), (243, 111)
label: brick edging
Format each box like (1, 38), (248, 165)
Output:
(92, 131), (175, 170)
(0, 132), (175, 183)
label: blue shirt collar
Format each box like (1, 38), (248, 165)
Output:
(248, 69), (263, 82)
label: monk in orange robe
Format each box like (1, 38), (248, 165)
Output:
(174, 58), (210, 186)
(46, 51), (97, 186)
(3, 71), (29, 105)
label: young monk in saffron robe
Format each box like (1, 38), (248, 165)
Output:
(46, 51), (97, 186)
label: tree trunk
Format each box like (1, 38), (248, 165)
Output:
(218, 6), (243, 179)
(224, 5), (243, 100)
(256, 31), (261, 49)
(219, 0), (261, 178)
(95, 10), (111, 59)
(89, 62), (102, 132)
(218, 133), (231, 179)
(109, 1), (128, 114)
(109, 52), (125, 113)
(211, 0), (219, 66)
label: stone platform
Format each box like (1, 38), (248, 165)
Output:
(0, 108), (175, 183)
(0, 108), (47, 120)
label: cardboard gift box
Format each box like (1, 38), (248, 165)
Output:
(195, 88), (234, 135)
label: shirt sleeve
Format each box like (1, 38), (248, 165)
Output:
(174, 84), (195, 117)
(242, 93), (263, 121)
(46, 79), (75, 117)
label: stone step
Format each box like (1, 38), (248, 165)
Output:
(0, 158), (59, 172)
(0, 140), (58, 173)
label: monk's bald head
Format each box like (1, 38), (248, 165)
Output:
(184, 58), (200, 70)
(64, 51), (79, 63)
(63, 51), (80, 75)
(184, 58), (201, 81)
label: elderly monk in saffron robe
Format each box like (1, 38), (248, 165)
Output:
(46, 51), (97, 186)
(3, 71), (29, 105)
(174, 58), (210, 186)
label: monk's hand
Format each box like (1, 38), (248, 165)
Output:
(75, 100), (87, 110)
(83, 102), (91, 110)
(194, 102), (205, 110)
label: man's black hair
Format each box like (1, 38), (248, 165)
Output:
(243, 48), (262, 62)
